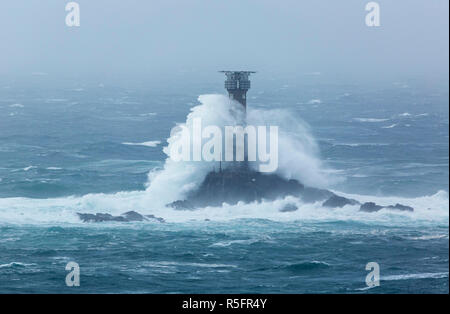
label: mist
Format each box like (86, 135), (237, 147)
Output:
(0, 0), (448, 86)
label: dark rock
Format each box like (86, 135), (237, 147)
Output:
(359, 202), (414, 213)
(359, 202), (383, 212)
(167, 167), (309, 209)
(168, 200), (195, 210)
(300, 187), (334, 203)
(387, 203), (414, 212)
(77, 211), (166, 223)
(121, 211), (146, 221)
(145, 214), (166, 223)
(166, 165), (414, 213)
(76, 213), (96, 222)
(77, 213), (127, 222)
(191, 169), (304, 206)
(322, 195), (359, 208)
(279, 203), (298, 212)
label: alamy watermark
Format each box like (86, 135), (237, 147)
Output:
(65, 2), (80, 27)
(365, 2), (380, 27)
(65, 2), (379, 29)
(365, 262), (380, 288)
(169, 118), (279, 173)
(65, 262), (80, 287)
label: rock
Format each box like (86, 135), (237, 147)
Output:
(387, 203), (414, 212)
(165, 165), (414, 213)
(359, 202), (414, 213)
(300, 187), (333, 203)
(359, 202), (383, 212)
(322, 195), (359, 208)
(121, 211), (146, 221)
(145, 214), (166, 223)
(360, 202), (383, 212)
(77, 211), (166, 223)
(279, 203), (298, 212)
(168, 200), (195, 210)
(77, 213), (127, 222)
(167, 167), (308, 209)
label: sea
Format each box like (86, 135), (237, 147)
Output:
(0, 75), (448, 293)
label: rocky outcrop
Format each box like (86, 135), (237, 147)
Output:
(145, 214), (166, 223)
(359, 202), (383, 212)
(359, 202), (414, 213)
(77, 211), (165, 223)
(387, 203), (414, 212)
(77, 213), (127, 222)
(168, 168), (316, 209)
(167, 167), (414, 213)
(322, 195), (359, 208)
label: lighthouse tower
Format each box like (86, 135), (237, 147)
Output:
(220, 71), (256, 110)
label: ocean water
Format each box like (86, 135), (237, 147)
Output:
(0, 77), (448, 293)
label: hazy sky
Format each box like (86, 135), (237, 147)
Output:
(0, 0), (448, 83)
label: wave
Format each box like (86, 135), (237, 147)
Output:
(0, 190), (447, 226)
(147, 261), (237, 268)
(210, 239), (260, 247)
(307, 99), (321, 105)
(382, 124), (397, 129)
(283, 261), (331, 272)
(9, 104), (24, 108)
(140, 94), (337, 209)
(210, 236), (273, 247)
(383, 272), (448, 281)
(122, 141), (161, 147)
(0, 262), (36, 269)
(407, 234), (448, 241)
(0, 94), (448, 227)
(332, 142), (390, 147)
(354, 118), (390, 123)
(45, 98), (68, 103)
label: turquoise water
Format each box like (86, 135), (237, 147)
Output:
(0, 78), (448, 293)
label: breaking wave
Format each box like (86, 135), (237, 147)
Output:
(0, 95), (448, 226)
(383, 272), (448, 281)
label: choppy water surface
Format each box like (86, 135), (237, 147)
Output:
(0, 78), (448, 293)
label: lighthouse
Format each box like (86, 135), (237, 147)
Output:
(220, 71), (256, 109)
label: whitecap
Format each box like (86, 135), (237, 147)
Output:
(354, 118), (390, 123)
(9, 104), (24, 108)
(408, 234), (448, 241)
(122, 141), (161, 147)
(142, 261), (237, 268)
(0, 262), (36, 269)
(307, 99), (321, 105)
(383, 272), (448, 281)
(210, 238), (263, 247)
(382, 124), (397, 129)
(45, 98), (68, 103)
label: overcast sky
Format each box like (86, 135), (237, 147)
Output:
(0, 0), (448, 84)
